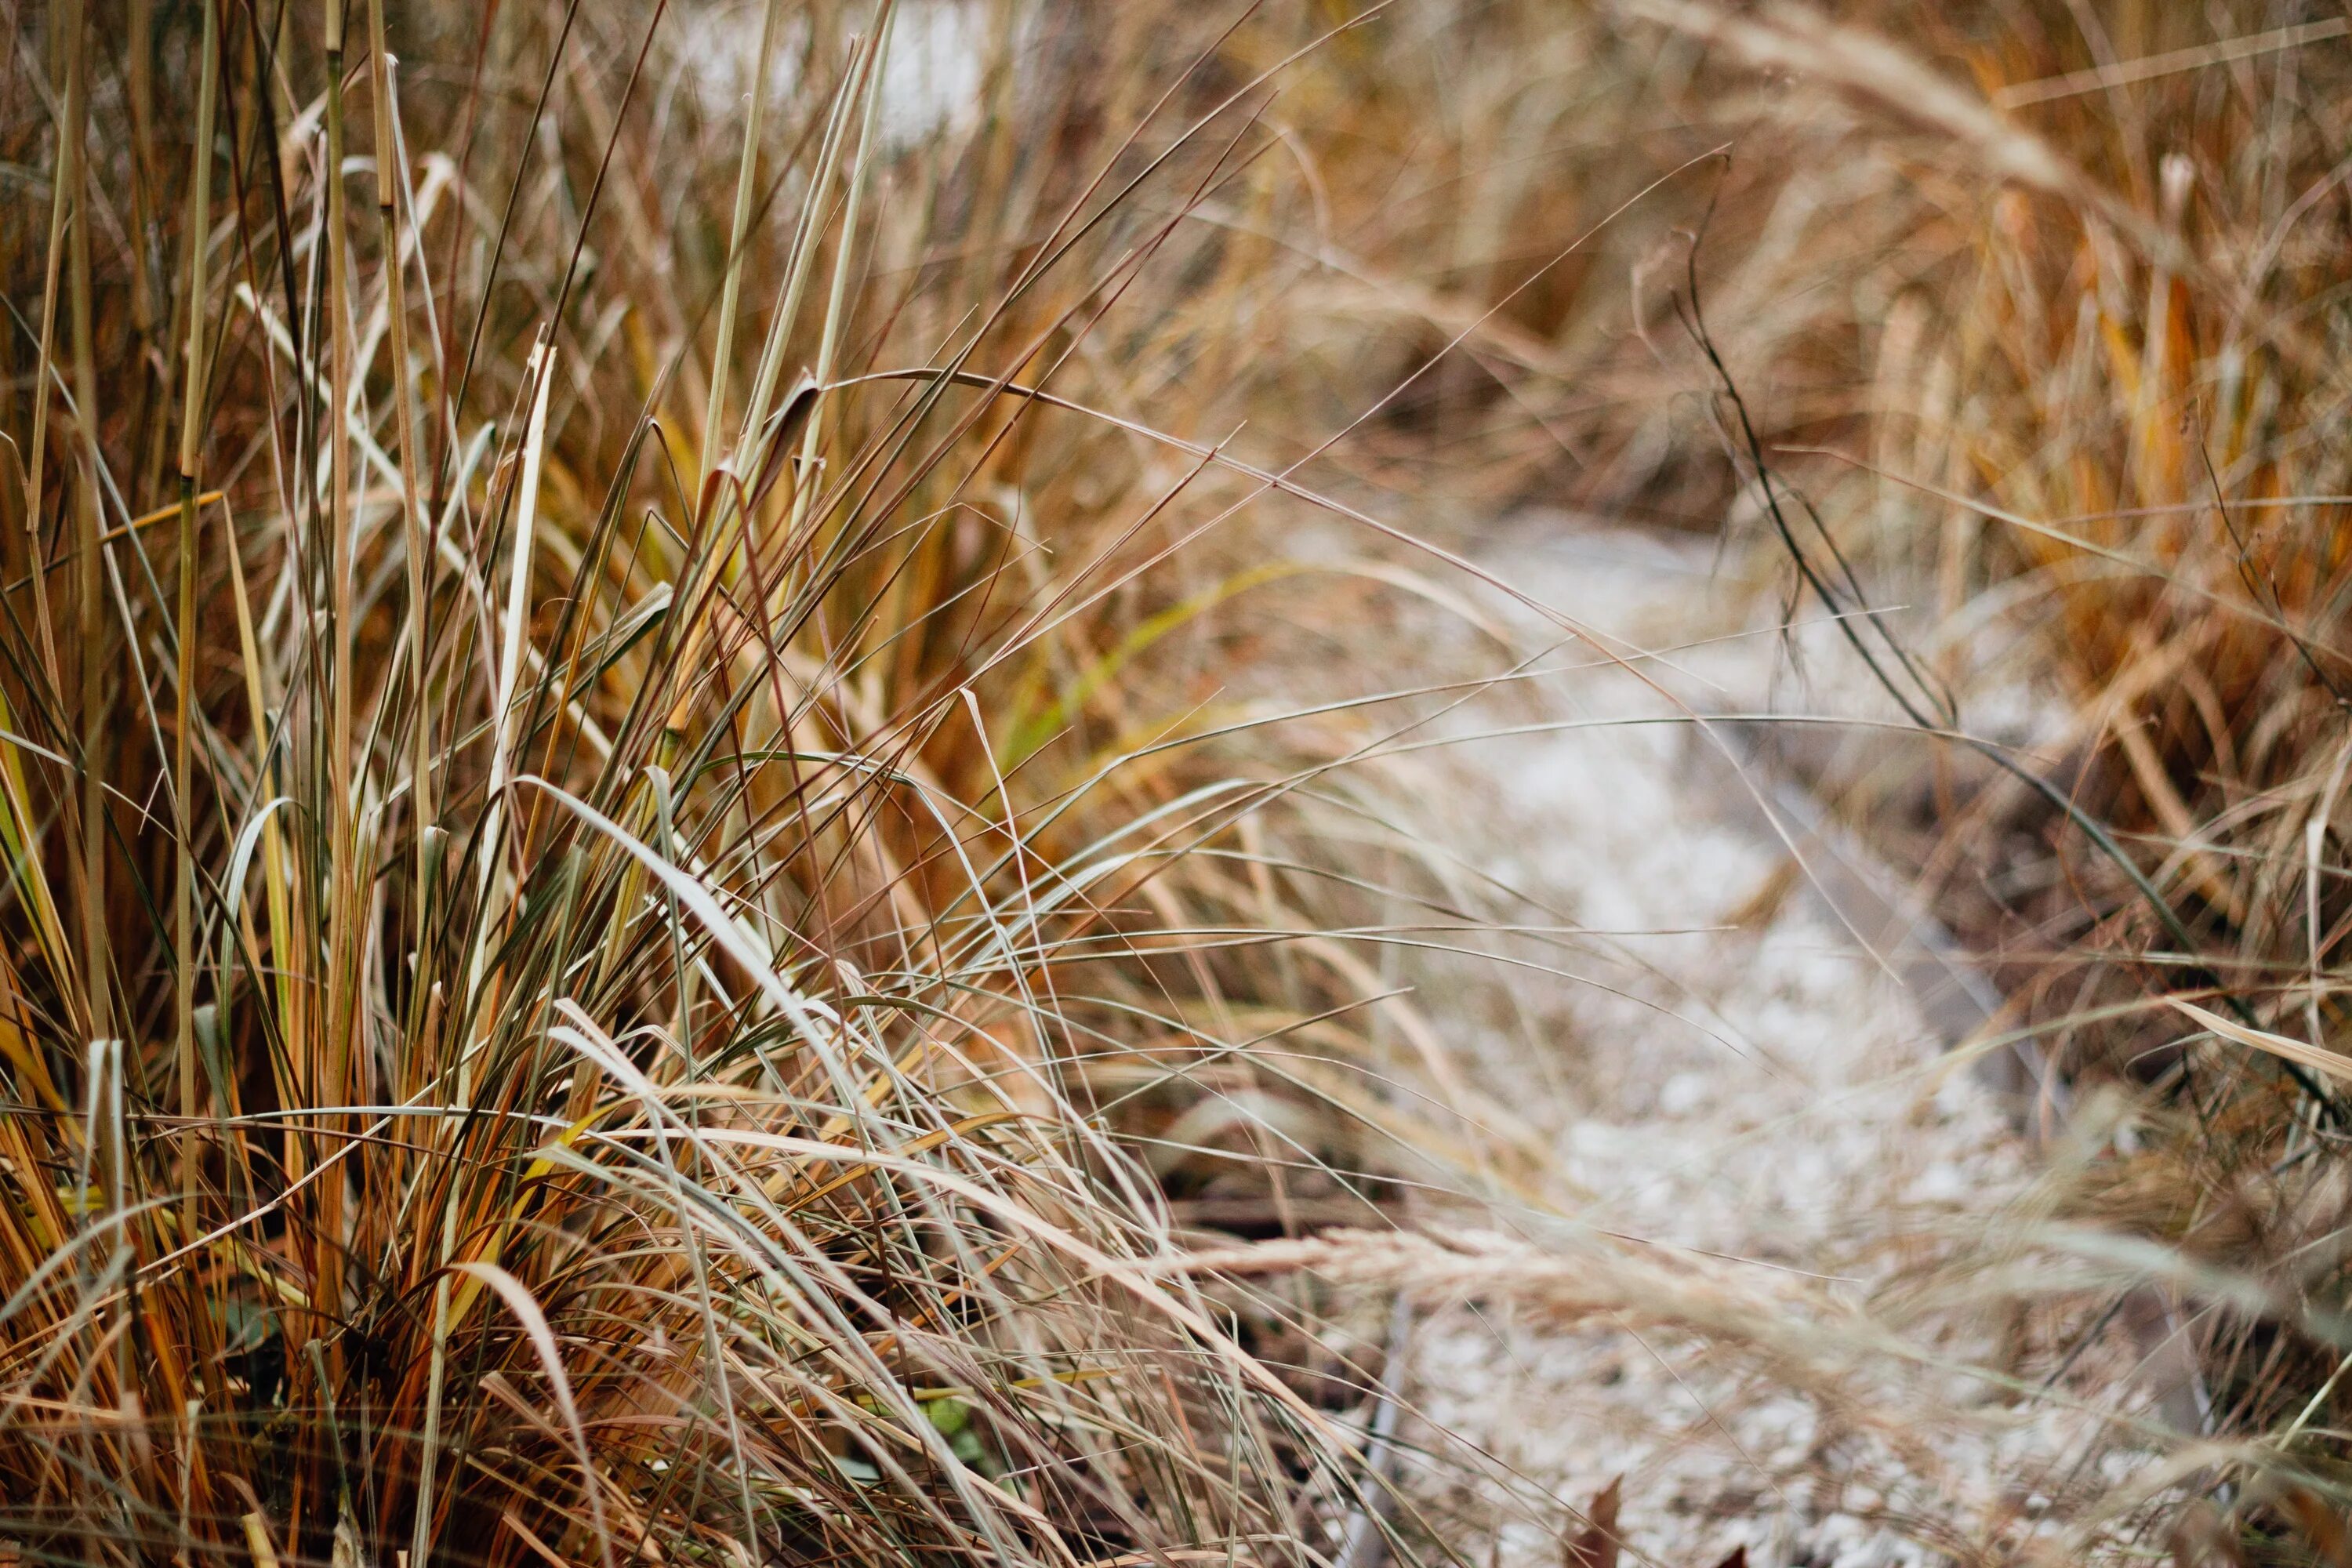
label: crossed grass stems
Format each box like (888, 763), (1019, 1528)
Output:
(22, 0), (2352, 1562)
(0, 2), (1545, 1561)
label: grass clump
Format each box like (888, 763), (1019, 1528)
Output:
(1530, 0), (2352, 1544)
(34, 0), (2348, 1559)
(0, 2), (1439, 1562)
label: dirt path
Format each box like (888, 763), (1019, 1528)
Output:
(1367, 515), (2165, 1567)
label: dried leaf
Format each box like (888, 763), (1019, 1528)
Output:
(1563, 1477), (1621, 1568)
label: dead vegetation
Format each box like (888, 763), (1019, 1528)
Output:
(1488, 1), (2352, 1556)
(13, 0), (2352, 1562)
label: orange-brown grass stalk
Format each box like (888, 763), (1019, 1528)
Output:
(0, 2), (1512, 1562)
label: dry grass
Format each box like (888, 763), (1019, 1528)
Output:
(0, 2), (1529, 1561)
(1463, 0), (2352, 1552)
(21, 0), (2352, 1562)
(1059, 0), (2352, 1551)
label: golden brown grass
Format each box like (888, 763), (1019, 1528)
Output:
(1489, 0), (2352, 1550)
(25, 0), (2352, 1561)
(0, 2), (1530, 1561)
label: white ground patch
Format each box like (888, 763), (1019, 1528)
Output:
(674, 0), (985, 153)
(1374, 516), (2160, 1567)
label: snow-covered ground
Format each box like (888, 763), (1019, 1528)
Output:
(1356, 514), (2169, 1567)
